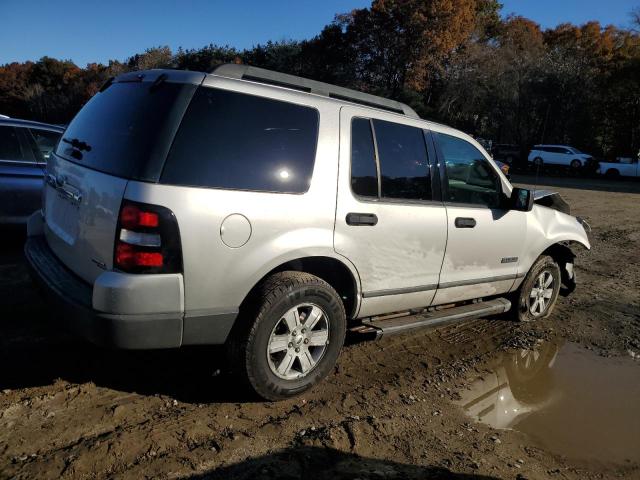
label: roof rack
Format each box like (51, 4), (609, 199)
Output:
(211, 64), (420, 119)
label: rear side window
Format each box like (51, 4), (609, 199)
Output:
(0, 126), (26, 162)
(372, 119), (431, 201)
(350, 118), (378, 197)
(161, 87), (319, 193)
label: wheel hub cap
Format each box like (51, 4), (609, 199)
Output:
(267, 303), (330, 380)
(528, 270), (554, 316)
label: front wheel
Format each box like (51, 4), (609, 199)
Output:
(512, 255), (561, 322)
(228, 271), (346, 400)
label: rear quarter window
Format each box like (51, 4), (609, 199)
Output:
(161, 87), (319, 193)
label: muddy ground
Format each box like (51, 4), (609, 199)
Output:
(1, 174), (638, 480)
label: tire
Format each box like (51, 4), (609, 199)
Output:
(227, 271), (346, 401)
(511, 255), (561, 322)
(532, 157), (543, 170)
(606, 168), (620, 177)
(570, 159), (582, 169)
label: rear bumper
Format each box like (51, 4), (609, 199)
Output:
(24, 230), (238, 349)
(25, 234), (184, 349)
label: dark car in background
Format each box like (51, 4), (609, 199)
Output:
(0, 118), (64, 225)
(491, 144), (521, 165)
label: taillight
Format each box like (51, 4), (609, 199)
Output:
(114, 200), (182, 274)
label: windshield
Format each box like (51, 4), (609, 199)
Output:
(55, 80), (197, 181)
(569, 147), (583, 154)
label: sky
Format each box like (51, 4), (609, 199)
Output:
(1, 0), (637, 66)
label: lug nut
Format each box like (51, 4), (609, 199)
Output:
(301, 328), (306, 334)
(292, 330), (297, 336)
(295, 347), (300, 353)
(288, 342), (293, 348)
(304, 338), (309, 344)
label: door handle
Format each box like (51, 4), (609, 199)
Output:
(455, 217), (476, 228)
(346, 212), (378, 226)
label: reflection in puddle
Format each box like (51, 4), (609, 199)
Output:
(457, 341), (640, 464)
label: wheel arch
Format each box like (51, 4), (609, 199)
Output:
(242, 255), (361, 320)
(538, 241), (585, 296)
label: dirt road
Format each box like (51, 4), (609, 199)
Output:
(1, 175), (639, 480)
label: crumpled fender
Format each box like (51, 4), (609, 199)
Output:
(517, 204), (590, 288)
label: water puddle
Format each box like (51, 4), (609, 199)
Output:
(457, 341), (640, 464)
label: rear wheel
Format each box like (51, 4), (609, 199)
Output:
(606, 168), (620, 177)
(228, 271), (346, 400)
(511, 255), (561, 322)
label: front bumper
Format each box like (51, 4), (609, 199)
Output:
(25, 235), (184, 349)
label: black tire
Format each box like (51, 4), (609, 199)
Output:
(511, 255), (561, 322)
(532, 157), (543, 170)
(227, 271), (346, 401)
(570, 159), (582, 169)
(605, 168), (620, 177)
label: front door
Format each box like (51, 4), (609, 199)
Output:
(431, 130), (526, 305)
(334, 106), (447, 318)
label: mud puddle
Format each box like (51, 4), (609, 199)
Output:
(457, 340), (640, 465)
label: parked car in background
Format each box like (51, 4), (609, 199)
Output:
(528, 145), (596, 171)
(0, 118), (64, 225)
(492, 144), (520, 165)
(597, 155), (640, 177)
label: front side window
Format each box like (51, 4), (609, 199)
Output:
(0, 126), (26, 162)
(435, 132), (502, 208)
(162, 87), (319, 193)
(372, 120), (431, 201)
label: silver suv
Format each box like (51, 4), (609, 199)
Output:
(25, 65), (590, 400)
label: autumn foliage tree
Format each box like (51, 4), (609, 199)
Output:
(0, 1), (638, 158)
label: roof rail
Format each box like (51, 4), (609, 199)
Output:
(211, 64), (420, 119)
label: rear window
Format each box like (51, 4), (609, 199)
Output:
(55, 81), (197, 180)
(161, 87), (319, 193)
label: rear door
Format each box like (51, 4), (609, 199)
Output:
(0, 125), (44, 223)
(432, 130), (526, 305)
(334, 106), (447, 318)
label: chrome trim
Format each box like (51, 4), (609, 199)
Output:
(438, 274), (516, 289)
(363, 274), (518, 298)
(363, 284), (438, 298)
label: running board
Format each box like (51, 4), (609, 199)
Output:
(350, 298), (511, 339)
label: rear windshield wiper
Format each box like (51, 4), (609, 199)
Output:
(149, 73), (169, 92)
(62, 137), (92, 152)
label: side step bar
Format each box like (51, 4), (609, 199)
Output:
(350, 298), (511, 339)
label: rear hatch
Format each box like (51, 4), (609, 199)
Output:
(43, 70), (204, 284)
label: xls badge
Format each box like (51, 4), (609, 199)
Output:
(501, 257), (518, 264)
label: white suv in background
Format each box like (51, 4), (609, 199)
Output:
(528, 145), (594, 170)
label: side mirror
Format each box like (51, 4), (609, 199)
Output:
(510, 187), (534, 212)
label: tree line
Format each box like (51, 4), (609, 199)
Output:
(1, 0), (639, 160)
